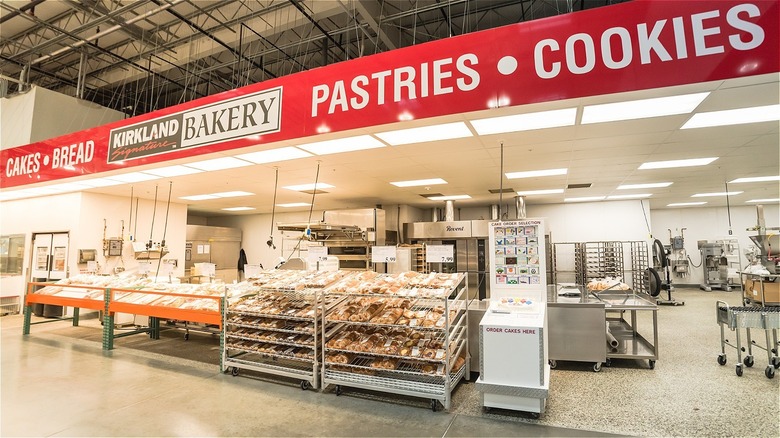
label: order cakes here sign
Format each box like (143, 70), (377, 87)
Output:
(2, 0), (778, 188)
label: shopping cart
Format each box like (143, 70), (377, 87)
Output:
(716, 301), (780, 379)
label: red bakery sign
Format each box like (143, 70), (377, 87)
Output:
(3, 0), (778, 188)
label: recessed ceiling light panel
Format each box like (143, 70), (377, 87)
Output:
(428, 195), (471, 201)
(283, 183), (335, 192)
(516, 189), (564, 195)
(179, 194), (219, 201)
(746, 198), (780, 203)
(682, 104), (780, 129)
(108, 172), (161, 183)
(638, 157), (717, 170)
(211, 191), (254, 198)
(186, 157), (253, 171)
(221, 207), (256, 211)
(667, 202), (707, 207)
(142, 165), (203, 177)
(564, 196), (605, 202)
(691, 191), (743, 197)
(606, 194), (652, 200)
(729, 175), (780, 183)
(470, 108), (577, 135)
(506, 168), (567, 179)
(617, 182), (673, 190)
(296, 135), (384, 155)
(375, 122), (472, 146)
(390, 178), (447, 187)
(235, 147), (312, 164)
(582, 92), (709, 124)
(277, 203), (311, 208)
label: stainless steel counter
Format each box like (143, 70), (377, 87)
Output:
(547, 285), (658, 371)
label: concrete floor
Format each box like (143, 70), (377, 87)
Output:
(2, 287), (778, 437)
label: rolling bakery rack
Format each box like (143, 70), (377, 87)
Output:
(221, 270), (348, 390)
(320, 271), (469, 411)
(716, 300), (780, 379)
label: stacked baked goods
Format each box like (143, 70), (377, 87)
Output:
(586, 277), (630, 291)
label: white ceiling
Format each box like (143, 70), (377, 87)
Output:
(8, 72), (775, 217)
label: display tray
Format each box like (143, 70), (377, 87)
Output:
(226, 332), (315, 347)
(225, 343), (315, 362)
(227, 309), (320, 321)
(225, 354), (315, 374)
(324, 363), (466, 397)
(225, 320), (314, 335)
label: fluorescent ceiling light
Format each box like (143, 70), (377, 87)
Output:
(506, 168), (567, 179)
(186, 157), (253, 171)
(77, 178), (125, 188)
(582, 92), (709, 124)
(108, 172), (161, 183)
(390, 178), (448, 187)
(746, 198), (780, 203)
(691, 191), (743, 197)
(142, 165), (203, 177)
(516, 189), (564, 196)
(235, 147), (312, 164)
(729, 175), (780, 183)
(428, 195), (471, 201)
(211, 191), (254, 198)
(682, 104), (780, 129)
(668, 202), (707, 207)
(375, 122), (472, 146)
(606, 193), (652, 200)
(617, 182), (673, 190)
(564, 196), (605, 202)
(639, 157), (717, 170)
(221, 206), (256, 211)
(296, 135), (385, 155)
(470, 108), (577, 135)
(277, 203), (311, 208)
(179, 194), (218, 201)
(283, 183), (334, 191)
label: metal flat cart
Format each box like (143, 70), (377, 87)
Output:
(598, 290), (659, 369)
(716, 301), (780, 379)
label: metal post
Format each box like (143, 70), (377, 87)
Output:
(72, 307), (80, 326)
(23, 305), (32, 335)
(102, 288), (114, 350)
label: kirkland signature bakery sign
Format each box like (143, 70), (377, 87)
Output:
(108, 87), (282, 162)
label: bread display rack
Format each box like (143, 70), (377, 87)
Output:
(222, 270), (348, 390)
(321, 271), (469, 411)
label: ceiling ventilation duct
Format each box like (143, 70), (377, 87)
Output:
(444, 200), (455, 222)
(516, 196), (526, 219)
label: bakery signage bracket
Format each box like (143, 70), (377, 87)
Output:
(2, 0), (777, 189)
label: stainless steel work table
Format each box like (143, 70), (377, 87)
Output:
(547, 285), (658, 371)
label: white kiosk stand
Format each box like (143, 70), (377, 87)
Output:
(476, 219), (549, 417)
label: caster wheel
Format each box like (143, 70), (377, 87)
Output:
(649, 360), (656, 370)
(335, 385), (342, 396)
(725, 287), (732, 292)
(431, 399), (438, 412)
(549, 360), (557, 369)
(300, 380), (311, 390)
(184, 333), (189, 341)
(231, 367), (239, 377)
(530, 412), (540, 419)
(744, 356), (754, 368)
(766, 366), (775, 379)
(593, 362), (602, 372)
(740, 347), (746, 352)
(771, 356), (780, 369)
(605, 358), (612, 367)
(717, 354), (727, 366)
(736, 364), (743, 377)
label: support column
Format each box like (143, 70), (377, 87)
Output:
(23, 305), (32, 335)
(102, 288), (114, 350)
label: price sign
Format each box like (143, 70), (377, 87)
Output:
(86, 261), (98, 272)
(372, 246), (397, 263)
(307, 246), (328, 263)
(426, 245), (454, 263)
(138, 261), (152, 275)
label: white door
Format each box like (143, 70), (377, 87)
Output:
(30, 232), (69, 281)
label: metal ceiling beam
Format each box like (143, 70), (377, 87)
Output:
(288, 0), (347, 59)
(66, 0), (169, 48)
(0, 2), (202, 100)
(149, 0), (277, 78)
(240, 23), (307, 72)
(344, 0), (399, 51)
(0, 0), (47, 25)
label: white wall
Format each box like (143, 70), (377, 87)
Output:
(650, 204), (779, 286)
(1, 86), (124, 149)
(0, 192), (187, 297)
